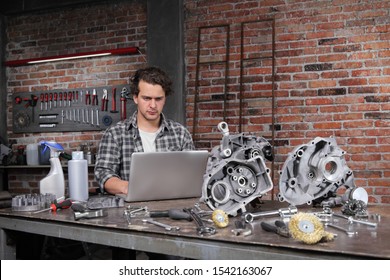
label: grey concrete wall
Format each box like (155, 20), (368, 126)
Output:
(147, 0), (185, 124)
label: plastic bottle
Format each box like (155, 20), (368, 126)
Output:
(39, 141), (65, 200)
(68, 151), (89, 202)
(26, 144), (39, 165)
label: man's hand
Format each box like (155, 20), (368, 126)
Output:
(104, 177), (128, 195)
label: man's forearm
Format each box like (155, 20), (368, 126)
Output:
(104, 177), (129, 195)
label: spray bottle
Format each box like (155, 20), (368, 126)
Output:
(39, 141), (65, 199)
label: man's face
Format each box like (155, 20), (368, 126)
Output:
(133, 80), (166, 122)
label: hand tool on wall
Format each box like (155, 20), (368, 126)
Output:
(68, 91), (72, 106)
(110, 87), (118, 113)
(92, 89), (98, 106)
(85, 90), (91, 105)
(44, 93), (48, 110)
(24, 95), (38, 123)
(40, 93), (44, 110)
(15, 96), (22, 104)
(101, 89), (108, 111)
(33, 198), (73, 214)
(54, 92), (58, 108)
(59, 92), (63, 107)
(63, 92), (67, 107)
(49, 93), (53, 109)
(120, 87), (128, 120)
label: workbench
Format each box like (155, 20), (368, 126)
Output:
(0, 198), (389, 259)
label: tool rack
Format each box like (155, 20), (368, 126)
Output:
(12, 85), (136, 133)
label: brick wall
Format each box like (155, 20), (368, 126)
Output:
(4, 0), (147, 195)
(4, 0), (390, 204)
(183, 0), (390, 204)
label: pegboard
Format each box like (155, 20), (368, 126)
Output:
(12, 85), (137, 133)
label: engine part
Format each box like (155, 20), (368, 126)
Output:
(11, 193), (56, 212)
(289, 212), (334, 244)
(342, 199), (367, 217)
(278, 136), (357, 206)
(244, 206), (297, 223)
(200, 122), (274, 216)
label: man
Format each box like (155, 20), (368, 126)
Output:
(95, 66), (195, 194)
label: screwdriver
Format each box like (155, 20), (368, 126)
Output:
(33, 199), (73, 214)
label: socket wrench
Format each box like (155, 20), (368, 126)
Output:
(244, 206), (298, 223)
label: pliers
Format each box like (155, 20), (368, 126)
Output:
(101, 89), (108, 111)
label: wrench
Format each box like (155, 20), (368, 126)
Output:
(244, 206), (298, 223)
(333, 213), (377, 228)
(184, 208), (216, 236)
(325, 223), (357, 237)
(142, 219), (180, 231)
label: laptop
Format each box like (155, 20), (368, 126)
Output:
(117, 150), (209, 202)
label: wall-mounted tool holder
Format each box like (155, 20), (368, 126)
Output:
(12, 85), (136, 133)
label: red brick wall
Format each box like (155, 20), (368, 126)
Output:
(5, 1), (147, 194)
(183, 0), (390, 204)
(4, 0), (390, 204)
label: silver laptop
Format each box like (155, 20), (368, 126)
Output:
(117, 150), (209, 202)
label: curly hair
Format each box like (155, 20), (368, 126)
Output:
(130, 66), (173, 97)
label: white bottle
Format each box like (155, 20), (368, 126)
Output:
(68, 151), (89, 202)
(39, 141), (65, 200)
(26, 144), (39, 165)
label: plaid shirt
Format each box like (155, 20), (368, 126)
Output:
(94, 111), (195, 190)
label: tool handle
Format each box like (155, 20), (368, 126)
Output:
(169, 209), (192, 221)
(275, 220), (287, 228)
(260, 222), (278, 233)
(111, 88), (117, 111)
(51, 199), (72, 211)
(149, 210), (169, 218)
(149, 209), (192, 221)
